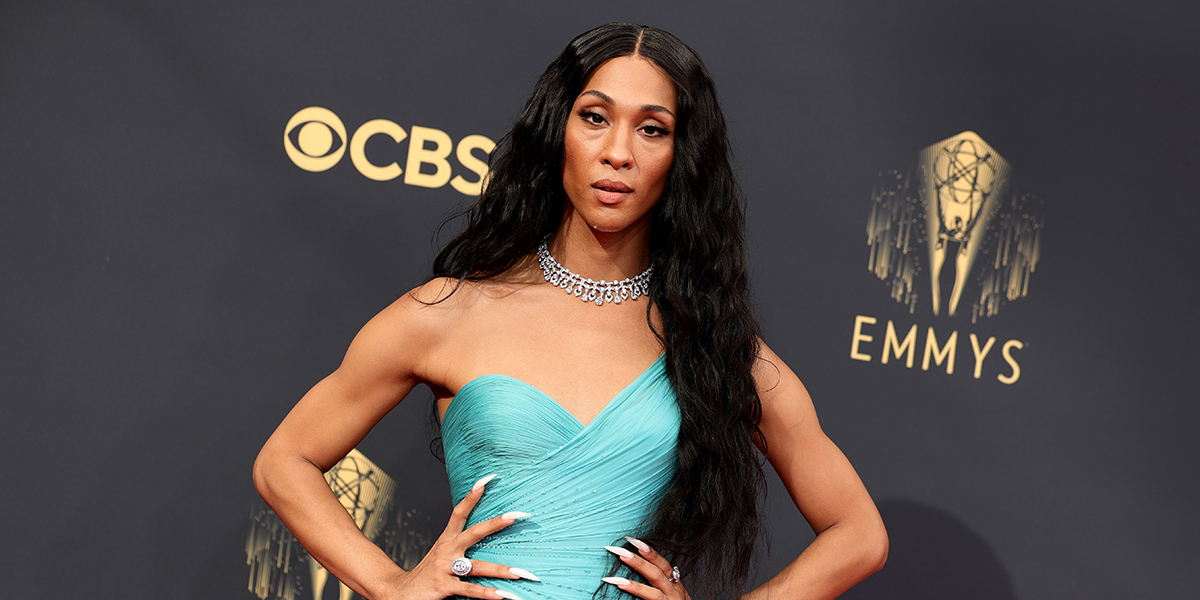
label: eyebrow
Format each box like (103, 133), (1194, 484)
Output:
(580, 90), (675, 118)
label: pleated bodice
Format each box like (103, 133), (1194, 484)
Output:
(442, 355), (679, 600)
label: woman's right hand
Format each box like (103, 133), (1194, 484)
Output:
(384, 474), (535, 600)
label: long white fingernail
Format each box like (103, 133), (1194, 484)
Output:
(605, 545), (634, 559)
(473, 474), (497, 491)
(601, 577), (630, 586)
(624, 536), (651, 553)
(502, 511), (531, 520)
(495, 591), (522, 600)
(509, 567), (540, 582)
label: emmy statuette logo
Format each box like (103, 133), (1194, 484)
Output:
(246, 449), (436, 600)
(852, 131), (1045, 385)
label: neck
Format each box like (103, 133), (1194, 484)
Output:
(549, 210), (652, 281)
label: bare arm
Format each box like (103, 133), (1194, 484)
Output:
(253, 286), (531, 600)
(741, 341), (888, 600)
(253, 294), (429, 598)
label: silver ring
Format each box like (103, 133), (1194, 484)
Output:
(668, 565), (681, 583)
(450, 557), (473, 577)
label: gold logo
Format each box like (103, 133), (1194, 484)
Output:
(246, 449), (436, 600)
(866, 131), (1043, 321)
(284, 107), (495, 195)
(854, 132), (1044, 384)
(284, 107), (348, 173)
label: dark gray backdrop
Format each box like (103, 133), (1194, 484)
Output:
(2, 1), (1197, 598)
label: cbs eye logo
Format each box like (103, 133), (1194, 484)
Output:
(284, 106), (495, 195)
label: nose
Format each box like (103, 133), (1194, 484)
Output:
(601, 129), (633, 170)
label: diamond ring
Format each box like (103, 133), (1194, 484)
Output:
(668, 565), (681, 583)
(451, 557), (473, 577)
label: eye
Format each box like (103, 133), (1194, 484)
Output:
(580, 110), (607, 125)
(641, 124), (671, 137)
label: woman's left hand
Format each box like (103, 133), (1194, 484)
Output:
(601, 538), (691, 600)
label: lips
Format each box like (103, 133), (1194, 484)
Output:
(592, 179), (633, 204)
(593, 179), (633, 193)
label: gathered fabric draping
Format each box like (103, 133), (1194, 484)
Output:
(442, 355), (679, 600)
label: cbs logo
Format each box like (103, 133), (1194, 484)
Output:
(284, 107), (495, 195)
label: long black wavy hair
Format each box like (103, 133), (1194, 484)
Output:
(432, 23), (766, 597)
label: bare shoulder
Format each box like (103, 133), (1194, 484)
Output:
(753, 338), (820, 441)
(335, 278), (480, 384)
(379, 276), (492, 325)
(753, 340), (812, 406)
(404, 276), (470, 307)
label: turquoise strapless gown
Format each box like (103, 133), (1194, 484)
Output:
(442, 355), (679, 600)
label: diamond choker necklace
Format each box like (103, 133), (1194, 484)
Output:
(537, 241), (652, 306)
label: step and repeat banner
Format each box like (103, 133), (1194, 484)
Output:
(3, 1), (1197, 598)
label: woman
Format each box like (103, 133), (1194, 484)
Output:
(254, 23), (887, 600)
